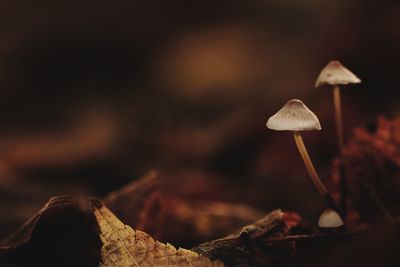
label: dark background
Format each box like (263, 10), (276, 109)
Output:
(1, 0), (400, 237)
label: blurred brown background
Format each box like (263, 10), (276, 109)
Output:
(1, 0), (400, 237)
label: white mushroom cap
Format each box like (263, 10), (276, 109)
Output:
(266, 99), (321, 131)
(318, 208), (344, 228)
(315, 60), (361, 87)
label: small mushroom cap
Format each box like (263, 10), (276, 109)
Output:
(266, 99), (321, 131)
(315, 60), (361, 87)
(318, 208), (344, 228)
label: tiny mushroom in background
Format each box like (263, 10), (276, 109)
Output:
(267, 99), (339, 211)
(315, 60), (361, 218)
(318, 208), (344, 229)
(315, 60), (361, 154)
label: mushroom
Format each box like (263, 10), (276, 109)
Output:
(267, 99), (338, 210)
(318, 208), (344, 228)
(315, 60), (361, 216)
(315, 60), (361, 154)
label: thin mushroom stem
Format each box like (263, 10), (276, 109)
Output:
(333, 84), (347, 218)
(293, 132), (327, 196)
(333, 85), (344, 154)
(293, 132), (338, 210)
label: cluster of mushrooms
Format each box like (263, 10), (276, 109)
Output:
(266, 60), (361, 229)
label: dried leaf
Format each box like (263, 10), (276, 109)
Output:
(90, 198), (223, 267)
(2, 195), (76, 247)
(0, 195), (101, 267)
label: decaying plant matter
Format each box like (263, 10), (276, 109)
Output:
(103, 170), (265, 246)
(330, 115), (400, 229)
(91, 197), (223, 267)
(1, 147), (400, 266)
(0, 172), (300, 266)
(0, 193), (302, 267)
(0, 196), (101, 267)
